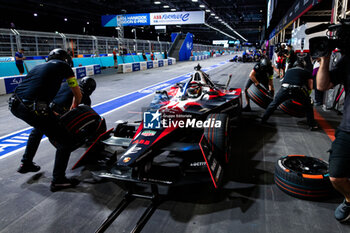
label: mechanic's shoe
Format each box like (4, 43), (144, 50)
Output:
(335, 200), (350, 222)
(50, 177), (80, 192)
(242, 106), (252, 112)
(17, 162), (41, 174)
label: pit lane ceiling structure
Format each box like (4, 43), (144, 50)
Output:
(0, 0), (269, 43)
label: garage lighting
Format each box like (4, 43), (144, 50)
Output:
(210, 13), (215, 16)
(215, 16), (219, 19)
(205, 9), (211, 12)
(163, 5), (169, 8)
(199, 4), (205, 8)
(192, 0), (198, 2)
(33, 13), (38, 17)
(64, 18), (68, 21)
(171, 8), (176, 11)
(87, 22), (90, 25)
(154, 1), (161, 4)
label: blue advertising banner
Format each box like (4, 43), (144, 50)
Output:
(4, 76), (23, 93)
(132, 63), (141, 71)
(179, 33), (193, 61)
(147, 61), (153, 69)
(158, 60), (164, 67)
(101, 15), (118, 27)
(102, 11), (204, 27)
(75, 67), (86, 79)
(93, 65), (101, 74)
(116, 13), (150, 26)
(168, 59), (172, 65)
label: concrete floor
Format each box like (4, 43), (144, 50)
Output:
(0, 55), (349, 233)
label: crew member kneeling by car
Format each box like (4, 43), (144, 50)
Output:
(260, 60), (318, 130)
(9, 48), (83, 192)
(243, 58), (275, 111)
(18, 77), (96, 181)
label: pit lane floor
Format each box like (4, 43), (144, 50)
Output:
(0, 55), (349, 233)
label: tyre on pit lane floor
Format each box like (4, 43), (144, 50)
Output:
(274, 155), (333, 199)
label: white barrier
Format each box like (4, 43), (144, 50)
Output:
(190, 54), (210, 61)
(117, 58), (176, 74)
(0, 64), (101, 95)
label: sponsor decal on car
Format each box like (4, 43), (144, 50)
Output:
(124, 145), (142, 155)
(123, 157), (131, 163)
(132, 139), (150, 145)
(141, 130), (157, 136)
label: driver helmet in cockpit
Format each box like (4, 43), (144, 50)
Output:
(186, 81), (202, 98)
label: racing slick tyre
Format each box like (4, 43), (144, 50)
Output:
(247, 84), (273, 109)
(278, 99), (306, 118)
(274, 155), (333, 199)
(204, 113), (231, 164)
(59, 105), (105, 147)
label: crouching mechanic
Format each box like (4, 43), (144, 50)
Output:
(9, 48), (82, 192)
(243, 58), (274, 111)
(316, 34), (350, 222)
(261, 60), (318, 130)
(17, 77), (96, 176)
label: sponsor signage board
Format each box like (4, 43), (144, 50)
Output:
(212, 40), (228, 45)
(102, 11), (204, 27)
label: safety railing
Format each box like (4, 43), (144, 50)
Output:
(0, 28), (227, 57)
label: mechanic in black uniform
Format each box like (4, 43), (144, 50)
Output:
(9, 48), (82, 192)
(17, 77), (96, 175)
(243, 58), (275, 111)
(316, 25), (350, 222)
(261, 60), (318, 130)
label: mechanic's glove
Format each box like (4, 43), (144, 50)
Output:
(268, 90), (274, 97)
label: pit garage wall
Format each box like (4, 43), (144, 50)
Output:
(268, 0), (323, 46)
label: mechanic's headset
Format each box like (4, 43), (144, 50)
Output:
(79, 77), (96, 96)
(47, 48), (72, 65)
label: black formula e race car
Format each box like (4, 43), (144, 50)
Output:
(73, 65), (242, 189)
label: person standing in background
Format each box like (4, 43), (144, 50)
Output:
(113, 48), (118, 69)
(15, 48), (26, 75)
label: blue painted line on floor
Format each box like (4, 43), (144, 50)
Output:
(0, 61), (229, 159)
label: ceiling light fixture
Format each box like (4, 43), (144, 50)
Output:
(199, 4), (205, 8)
(163, 5), (169, 8)
(171, 8), (176, 11)
(210, 13), (215, 16)
(154, 1), (161, 4)
(205, 9), (210, 12)
(64, 18), (68, 21)
(191, 0), (198, 2)
(215, 16), (219, 19)
(33, 13), (38, 17)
